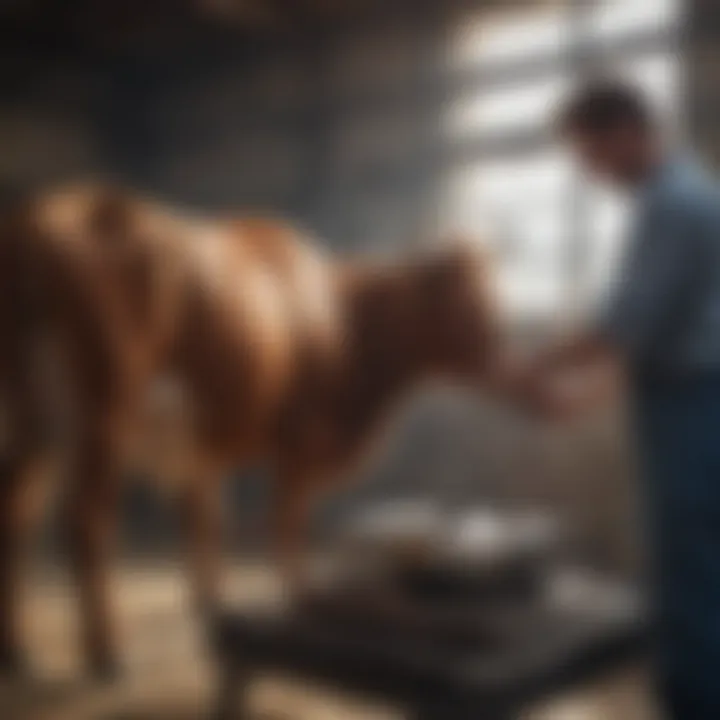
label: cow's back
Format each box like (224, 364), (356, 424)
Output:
(171, 217), (341, 459)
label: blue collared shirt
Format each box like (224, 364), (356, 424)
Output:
(598, 156), (720, 373)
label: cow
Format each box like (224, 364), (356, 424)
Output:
(0, 184), (508, 679)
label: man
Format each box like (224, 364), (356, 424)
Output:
(523, 80), (720, 719)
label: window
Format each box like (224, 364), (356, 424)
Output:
(442, 0), (683, 325)
(442, 151), (574, 320)
(621, 51), (682, 122)
(448, 8), (571, 70)
(447, 77), (570, 138)
(591, 0), (679, 41)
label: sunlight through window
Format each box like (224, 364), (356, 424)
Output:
(449, 8), (570, 70)
(592, 0), (681, 40)
(447, 77), (569, 138)
(441, 0), (683, 323)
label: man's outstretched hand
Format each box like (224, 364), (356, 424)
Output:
(499, 334), (622, 423)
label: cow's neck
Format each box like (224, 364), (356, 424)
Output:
(338, 267), (431, 436)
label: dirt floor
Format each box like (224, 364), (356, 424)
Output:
(0, 563), (659, 720)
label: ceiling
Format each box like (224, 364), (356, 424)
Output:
(0, 0), (403, 45)
(0, 0), (565, 50)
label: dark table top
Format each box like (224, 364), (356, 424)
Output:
(212, 569), (651, 712)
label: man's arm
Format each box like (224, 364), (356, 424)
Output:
(530, 331), (614, 376)
(479, 331), (619, 418)
(524, 189), (712, 421)
(522, 331), (622, 419)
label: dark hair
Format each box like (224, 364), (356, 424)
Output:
(559, 79), (655, 135)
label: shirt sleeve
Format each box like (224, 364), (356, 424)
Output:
(596, 193), (711, 363)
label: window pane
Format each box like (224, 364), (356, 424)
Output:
(447, 76), (569, 138)
(622, 52), (682, 121)
(592, 0), (681, 40)
(448, 7), (571, 71)
(440, 152), (573, 319)
(445, 152), (572, 213)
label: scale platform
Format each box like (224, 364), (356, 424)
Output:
(211, 567), (650, 720)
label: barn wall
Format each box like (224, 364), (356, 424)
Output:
(0, 1), (471, 247)
(114, 5), (451, 252)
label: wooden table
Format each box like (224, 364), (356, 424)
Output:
(210, 573), (650, 720)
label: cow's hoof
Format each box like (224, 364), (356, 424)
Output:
(89, 656), (124, 685)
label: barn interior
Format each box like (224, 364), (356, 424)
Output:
(0, 0), (707, 718)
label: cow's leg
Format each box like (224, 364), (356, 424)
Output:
(0, 453), (46, 677)
(66, 432), (123, 682)
(272, 467), (325, 598)
(179, 474), (224, 619)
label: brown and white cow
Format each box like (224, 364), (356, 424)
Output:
(0, 184), (506, 679)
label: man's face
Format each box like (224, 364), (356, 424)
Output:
(568, 125), (647, 188)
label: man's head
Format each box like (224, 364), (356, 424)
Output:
(559, 79), (663, 188)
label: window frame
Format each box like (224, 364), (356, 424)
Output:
(441, 0), (683, 323)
